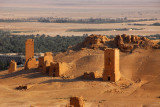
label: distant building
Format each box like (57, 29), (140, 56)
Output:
(0, 55), (24, 65)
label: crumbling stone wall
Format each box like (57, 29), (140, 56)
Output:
(83, 72), (98, 80)
(8, 60), (17, 73)
(42, 60), (51, 74)
(49, 62), (68, 77)
(103, 48), (121, 82)
(73, 34), (109, 50)
(83, 34), (108, 49)
(38, 52), (54, 74)
(25, 57), (37, 70)
(70, 96), (84, 107)
(114, 34), (154, 52)
(38, 52), (54, 68)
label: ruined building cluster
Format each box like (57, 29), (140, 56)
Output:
(8, 37), (122, 82)
(76, 34), (109, 50)
(74, 34), (159, 52)
(6, 34), (160, 106)
(7, 36), (124, 106)
(38, 52), (68, 77)
(114, 34), (157, 51)
(24, 39), (68, 77)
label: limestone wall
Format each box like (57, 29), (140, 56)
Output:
(49, 62), (68, 77)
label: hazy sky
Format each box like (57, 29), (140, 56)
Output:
(0, 0), (160, 8)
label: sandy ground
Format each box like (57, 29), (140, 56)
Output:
(0, 20), (160, 36)
(0, 48), (160, 107)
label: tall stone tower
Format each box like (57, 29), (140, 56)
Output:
(103, 48), (121, 82)
(25, 39), (37, 70)
(25, 39), (34, 62)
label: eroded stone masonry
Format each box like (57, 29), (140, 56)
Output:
(25, 39), (37, 69)
(8, 60), (17, 73)
(103, 48), (121, 82)
(25, 39), (34, 62)
(38, 52), (68, 77)
(68, 96), (84, 107)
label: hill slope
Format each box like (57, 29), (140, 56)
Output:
(0, 48), (160, 106)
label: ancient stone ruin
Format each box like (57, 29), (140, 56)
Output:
(68, 96), (84, 107)
(24, 39), (68, 77)
(73, 34), (109, 50)
(38, 52), (54, 68)
(49, 62), (68, 77)
(38, 52), (68, 77)
(83, 72), (99, 80)
(25, 56), (37, 70)
(16, 84), (34, 90)
(114, 34), (156, 52)
(73, 34), (159, 52)
(38, 52), (54, 74)
(25, 39), (37, 69)
(103, 48), (121, 82)
(25, 39), (34, 62)
(8, 60), (17, 73)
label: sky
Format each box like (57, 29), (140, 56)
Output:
(0, 0), (160, 8)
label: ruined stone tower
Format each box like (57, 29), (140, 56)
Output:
(103, 48), (121, 82)
(25, 39), (34, 62)
(25, 39), (37, 69)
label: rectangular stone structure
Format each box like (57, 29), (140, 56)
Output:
(8, 60), (17, 73)
(103, 48), (121, 82)
(49, 62), (68, 77)
(70, 96), (84, 107)
(25, 39), (34, 62)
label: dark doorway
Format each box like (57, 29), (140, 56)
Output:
(108, 76), (111, 81)
(53, 74), (55, 77)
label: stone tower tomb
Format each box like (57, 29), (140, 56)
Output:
(25, 39), (34, 62)
(103, 48), (121, 82)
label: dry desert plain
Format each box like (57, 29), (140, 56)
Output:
(0, 20), (160, 36)
(0, 48), (160, 107)
(0, 5), (160, 36)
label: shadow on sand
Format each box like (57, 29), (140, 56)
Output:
(40, 76), (103, 84)
(0, 68), (46, 79)
(0, 68), (104, 83)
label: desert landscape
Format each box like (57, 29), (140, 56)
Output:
(0, 0), (160, 107)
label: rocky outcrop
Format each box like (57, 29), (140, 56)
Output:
(73, 34), (109, 50)
(73, 34), (159, 52)
(114, 34), (156, 52)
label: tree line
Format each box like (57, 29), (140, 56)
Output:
(0, 17), (158, 24)
(0, 30), (86, 54)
